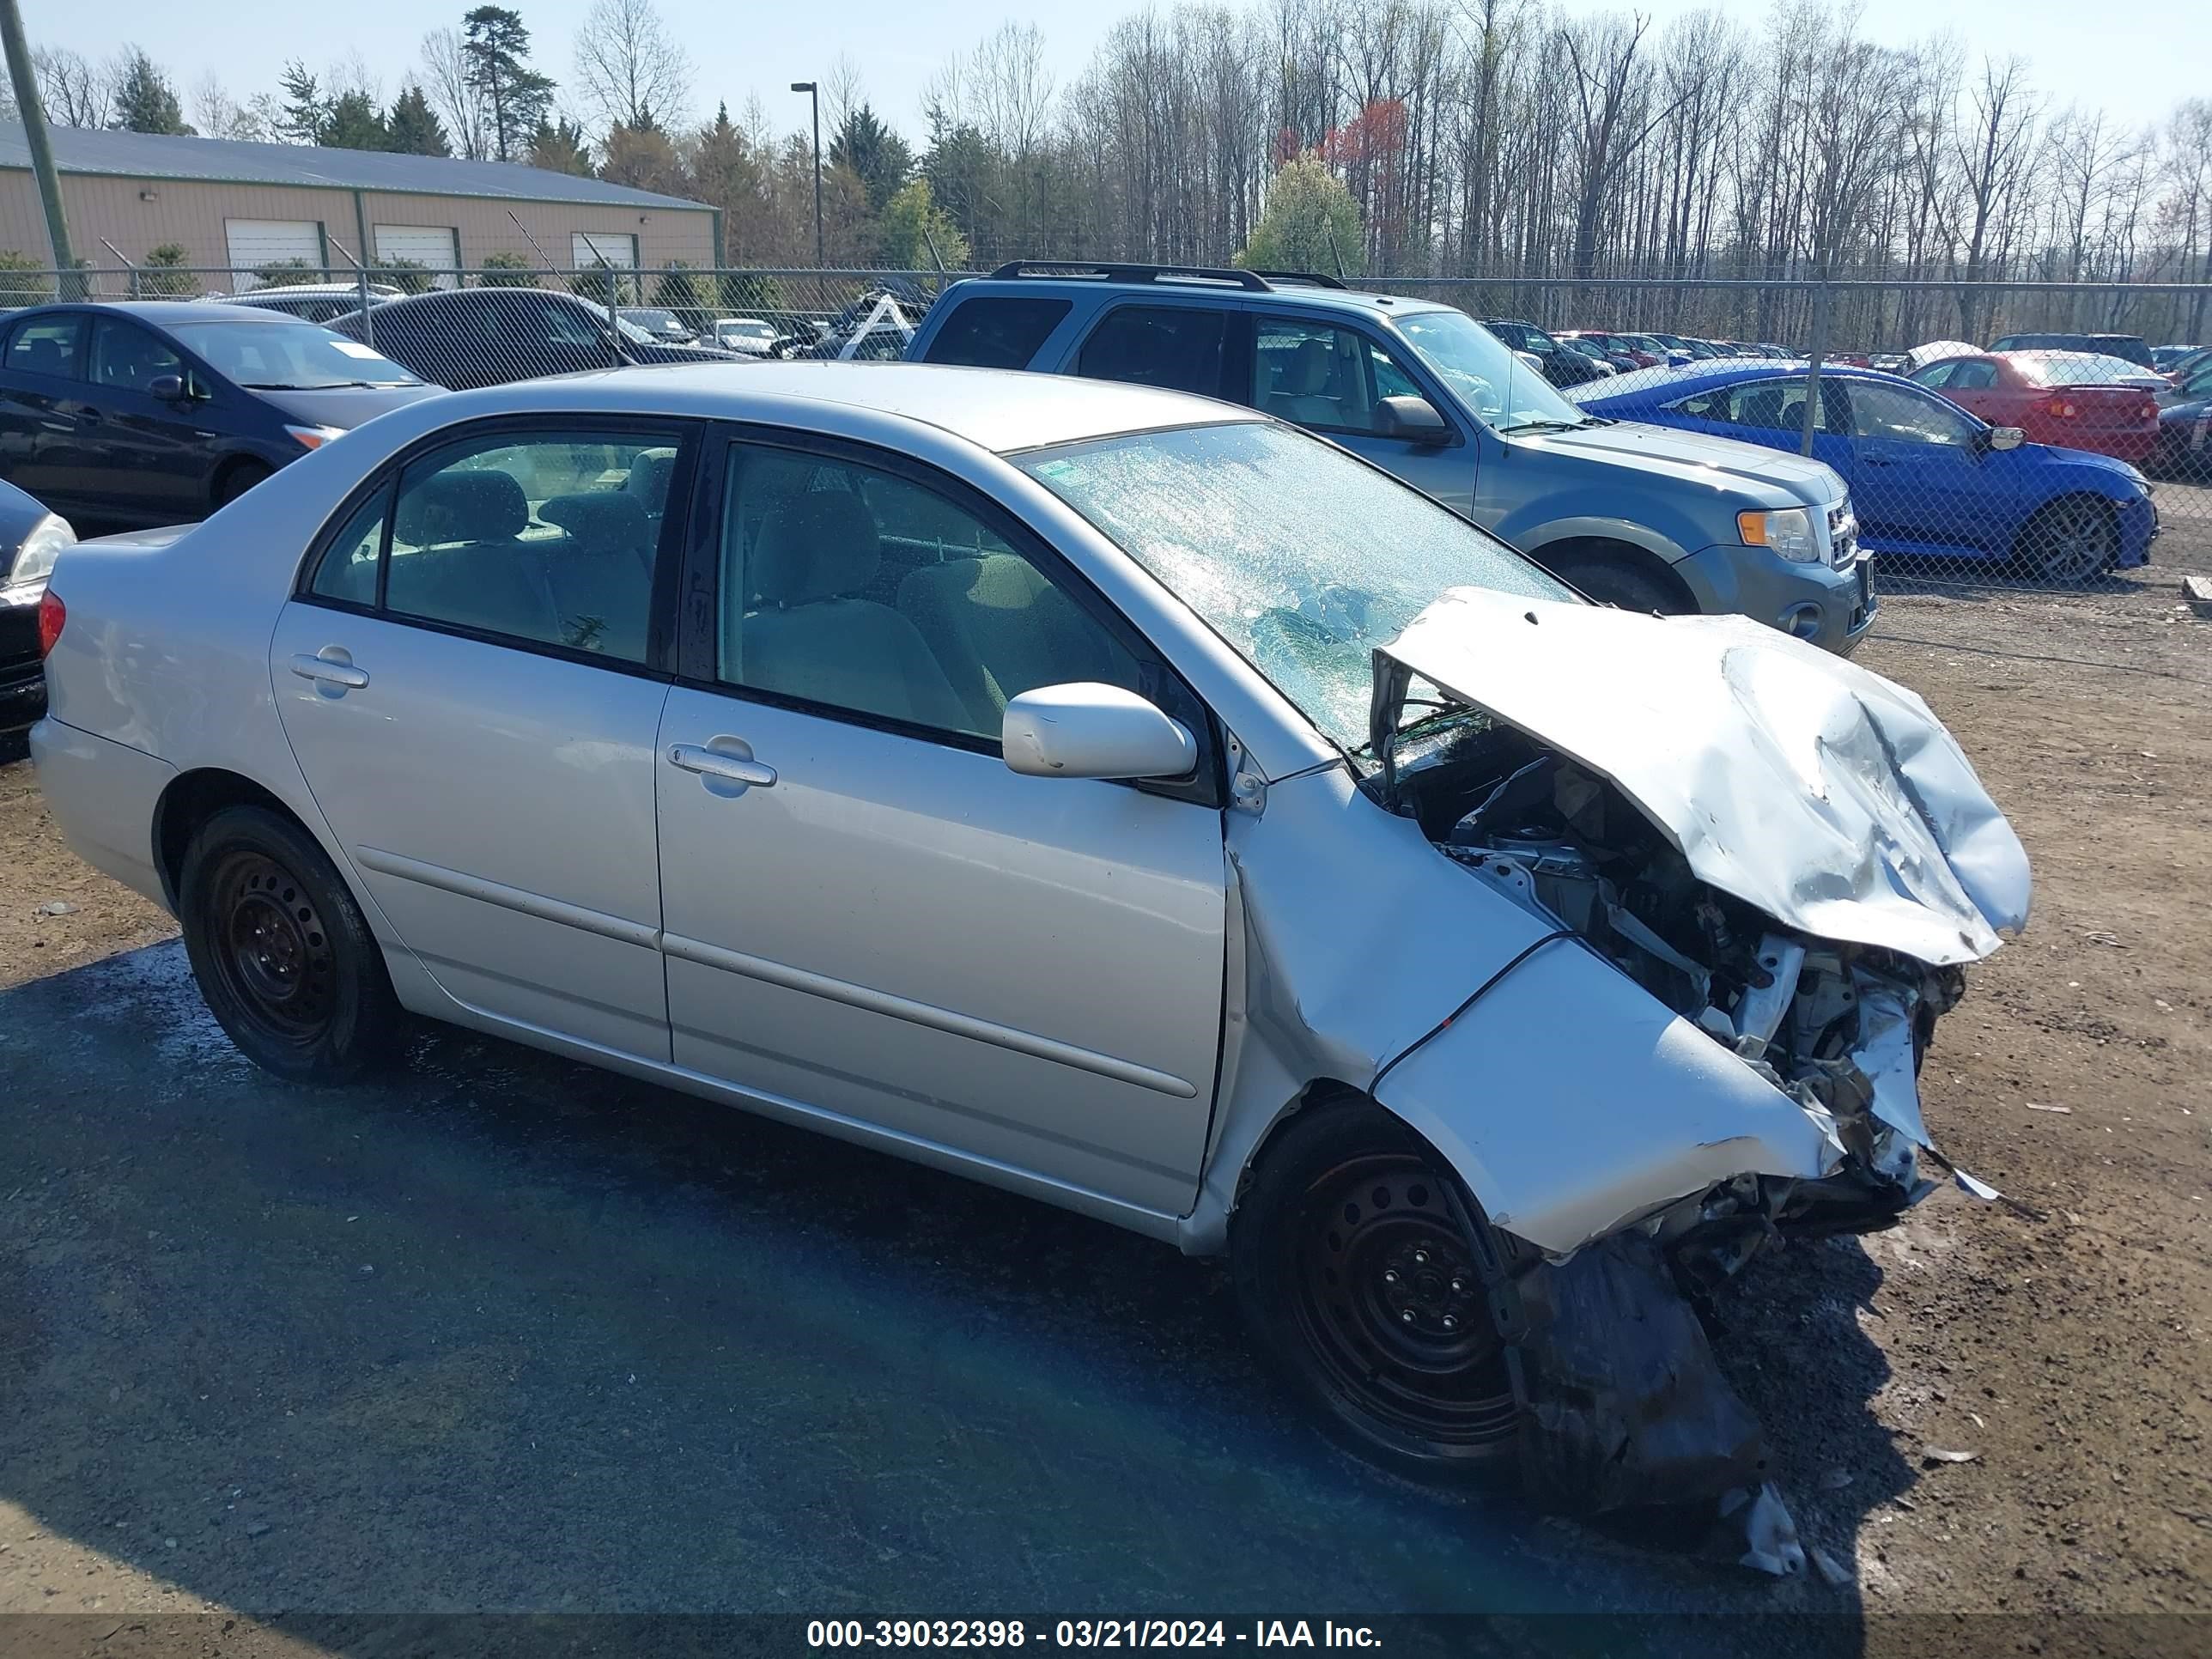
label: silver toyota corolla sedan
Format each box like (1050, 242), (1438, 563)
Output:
(30, 363), (2029, 1564)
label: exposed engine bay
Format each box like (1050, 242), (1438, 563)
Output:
(1379, 708), (1966, 1256)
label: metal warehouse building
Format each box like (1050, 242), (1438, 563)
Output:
(0, 126), (720, 280)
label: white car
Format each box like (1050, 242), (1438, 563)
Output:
(29, 364), (2028, 1557)
(711, 318), (779, 354)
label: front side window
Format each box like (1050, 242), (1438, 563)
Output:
(1392, 309), (1586, 431)
(1846, 382), (1978, 447)
(1018, 422), (1573, 753)
(168, 319), (419, 390)
(1250, 318), (1427, 434)
(313, 430), (679, 663)
(1945, 361), (1998, 389)
(1674, 378), (1833, 433)
(1075, 306), (1227, 398)
(1910, 361), (1956, 388)
(716, 443), (1143, 743)
(6, 318), (84, 380)
(89, 319), (183, 393)
(922, 296), (1073, 369)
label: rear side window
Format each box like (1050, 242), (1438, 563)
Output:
(6, 318), (85, 380)
(1076, 306), (1228, 398)
(921, 296), (1072, 369)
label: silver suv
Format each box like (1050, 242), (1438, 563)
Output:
(907, 264), (1872, 653)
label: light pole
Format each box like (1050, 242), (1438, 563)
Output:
(791, 81), (823, 267)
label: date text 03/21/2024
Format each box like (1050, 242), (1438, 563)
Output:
(805, 1620), (1383, 1649)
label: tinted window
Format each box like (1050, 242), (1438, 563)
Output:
(1076, 306), (1227, 398)
(717, 443), (1141, 743)
(6, 317), (84, 380)
(1251, 318), (1424, 434)
(332, 431), (678, 663)
(89, 318), (184, 392)
(922, 296), (1073, 368)
(1846, 382), (1977, 446)
(1946, 361), (1997, 389)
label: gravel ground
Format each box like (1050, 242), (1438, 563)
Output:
(0, 566), (2207, 1654)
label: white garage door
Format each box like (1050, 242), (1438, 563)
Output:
(374, 224), (460, 288)
(225, 219), (325, 283)
(571, 232), (639, 301)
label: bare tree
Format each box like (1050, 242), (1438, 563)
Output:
(571, 0), (690, 133)
(33, 46), (112, 129)
(420, 27), (488, 161)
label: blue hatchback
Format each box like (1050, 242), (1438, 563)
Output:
(1570, 362), (2159, 582)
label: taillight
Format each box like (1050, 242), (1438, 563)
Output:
(2046, 397), (2077, 418)
(36, 589), (64, 657)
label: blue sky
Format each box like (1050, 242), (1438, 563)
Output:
(40, 0), (2211, 143)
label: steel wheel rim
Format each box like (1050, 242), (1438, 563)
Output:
(2032, 501), (2114, 584)
(208, 850), (337, 1050)
(1289, 1151), (1517, 1449)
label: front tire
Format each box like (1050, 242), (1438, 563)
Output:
(1231, 1103), (1520, 1482)
(2014, 495), (2118, 584)
(178, 805), (399, 1082)
(213, 459), (272, 509)
(1544, 552), (1689, 617)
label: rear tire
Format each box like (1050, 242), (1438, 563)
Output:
(213, 460), (272, 509)
(178, 805), (400, 1083)
(1544, 551), (1690, 616)
(1231, 1102), (1520, 1484)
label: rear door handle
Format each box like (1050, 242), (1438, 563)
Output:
(289, 652), (369, 689)
(668, 743), (775, 788)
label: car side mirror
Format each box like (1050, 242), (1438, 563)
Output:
(1986, 425), (2025, 453)
(147, 374), (188, 402)
(1002, 683), (1198, 781)
(1376, 395), (1452, 446)
(1515, 349), (1547, 376)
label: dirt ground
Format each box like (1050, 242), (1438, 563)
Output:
(1, 556), (2208, 1646)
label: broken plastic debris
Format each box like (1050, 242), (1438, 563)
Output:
(2024, 1103), (2071, 1115)
(1715, 1481), (1805, 1577)
(35, 901), (78, 916)
(1810, 1545), (1855, 1587)
(1953, 1168), (2002, 1201)
(1921, 1447), (1978, 1466)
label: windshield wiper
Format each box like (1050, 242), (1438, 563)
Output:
(1496, 417), (1590, 435)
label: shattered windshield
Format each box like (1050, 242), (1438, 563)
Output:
(1017, 422), (1575, 753)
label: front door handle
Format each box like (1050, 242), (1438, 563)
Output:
(289, 652), (369, 689)
(668, 743), (776, 788)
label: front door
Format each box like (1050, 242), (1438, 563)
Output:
(1835, 380), (1993, 556)
(1247, 316), (1476, 515)
(80, 315), (209, 526)
(271, 421), (690, 1057)
(653, 434), (1228, 1216)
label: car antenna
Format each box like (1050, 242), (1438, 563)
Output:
(1326, 221), (1347, 282)
(504, 210), (556, 276)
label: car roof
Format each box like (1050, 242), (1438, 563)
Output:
(1565, 359), (1902, 404)
(439, 361), (1263, 455)
(941, 270), (1446, 324)
(10, 300), (304, 326)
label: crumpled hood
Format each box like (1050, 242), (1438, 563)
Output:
(1380, 587), (2031, 965)
(1528, 420), (1843, 505)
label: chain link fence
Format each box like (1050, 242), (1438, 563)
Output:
(5, 259), (2208, 594)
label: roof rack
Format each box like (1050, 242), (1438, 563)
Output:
(987, 260), (1273, 292)
(1249, 269), (1347, 289)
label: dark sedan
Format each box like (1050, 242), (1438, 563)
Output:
(333, 289), (745, 390)
(0, 477), (76, 733)
(1479, 317), (1610, 387)
(0, 302), (441, 532)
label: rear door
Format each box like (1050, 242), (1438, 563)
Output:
(0, 315), (90, 511)
(271, 419), (692, 1056)
(1059, 302), (1239, 400)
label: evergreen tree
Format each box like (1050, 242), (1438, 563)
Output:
(320, 90), (390, 151)
(276, 59), (325, 143)
(111, 49), (192, 136)
(830, 103), (912, 213)
(873, 178), (968, 270)
(690, 105), (770, 258)
(528, 117), (593, 176)
(1237, 156), (1365, 278)
(386, 84), (452, 156)
(599, 117), (685, 196)
(461, 7), (556, 163)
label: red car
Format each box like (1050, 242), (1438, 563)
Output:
(1908, 350), (2164, 462)
(1559, 329), (1663, 368)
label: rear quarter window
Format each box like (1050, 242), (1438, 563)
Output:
(921, 295), (1073, 369)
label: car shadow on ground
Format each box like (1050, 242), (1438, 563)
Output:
(0, 941), (1917, 1651)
